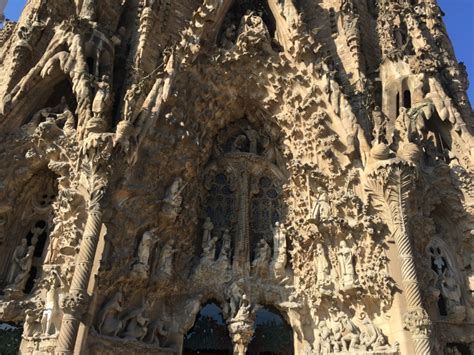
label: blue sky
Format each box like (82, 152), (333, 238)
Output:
(3, 0), (474, 102)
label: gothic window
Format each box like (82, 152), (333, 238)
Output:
(427, 239), (464, 318)
(202, 120), (286, 275)
(183, 302), (233, 355)
(247, 306), (294, 355)
(250, 176), (282, 259)
(205, 173), (237, 232)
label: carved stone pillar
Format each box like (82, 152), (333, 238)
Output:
(56, 142), (111, 354)
(365, 161), (433, 355)
(56, 204), (103, 354)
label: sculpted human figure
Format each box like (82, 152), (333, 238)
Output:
(228, 280), (244, 317)
(233, 293), (251, 322)
(218, 229), (232, 261)
(159, 240), (178, 277)
(232, 134), (248, 152)
(372, 106), (387, 144)
(356, 311), (391, 352)
(329, 308), (359, 352)
(10, 244), (36, 292)
(24, 309), (41, 338)
(162, 177), (184, 217)
(145, 318), (169, 345)
(7, 238), (28, 283)
(394, 107), (411, 144)
(315, 243), (331, 289)
(201, 235), (218, 263)
(92, 75), (112, 118)
(29, 97), (68, 127)
(123, 83), (142, 122)
(271, 222), (287, 277)
(311, 187), (331, 222)
(252, 239), (271, 277)
(244, 126), (259, 154)
(317, 321), (332, 353)
(121, 302), (150, 341)
(41, 271), (62, 336)
(97, 291), (124, 336)
(337, 241), (357, 290)
(441, 271), (464, 316)
(133, 230), (156, 277)
(202, 217), (214, 249)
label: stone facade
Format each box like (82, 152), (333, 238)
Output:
(0, 0), (473, 354)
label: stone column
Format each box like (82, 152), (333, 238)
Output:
(56, 203), (103, 354)
(365, 161), (433, 355)
(56, 141), (111, 354)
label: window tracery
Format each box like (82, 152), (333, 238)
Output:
(200, 120), (286, 278)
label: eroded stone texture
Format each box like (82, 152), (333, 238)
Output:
(0, 0), (473, 354)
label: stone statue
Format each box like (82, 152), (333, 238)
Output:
(201, 217), (214, 249)
(121, 302), (150, 341)
(145, 318), (169, 345)
(315, 243), (332, 291)
(228, 280), (244, 318)
(123, 83), (142, 121)
(23, 309), (41, 338)
(232, 134), (248, 152)
(316, 320), (332, 353)
(356, 311), (392, 352)
(9, 244), (35, 292)
(41, 271), (62, 336)
(92, 75), (112, 119)
(218, 229), (232, 262)
(252, 239), (271, 277)
(161, 177), (184, 219)
(132, 230), (156, 277)
(201, 235), (218, 263)
(328, 308), (359, 352)
(271, 222), (287, 278)
(97, 291), (124, 337)
(394, 107), (411, 144)
(244, 127), (259, 154)
(440, 271), (465, 318)
(7, 238), (28, 284)
(311, 187), (331, 222)
(158, 240), (177, 277)
(233, 293), (251, 322)
(337, 240), (357, 290)
(372, 106), (387, 144)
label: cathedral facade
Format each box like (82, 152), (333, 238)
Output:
(0, 0), (472, 354)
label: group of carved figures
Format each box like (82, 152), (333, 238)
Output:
(96, 292), (169, 346)
(314, 241), (358, 292)
(252, 221), (287, 279)
(315, 308), (396, 353)
(132, 229), (177, 280)
(5, 226), (45, 294)
(199, 216), (289, 279)
(200, 217), (231, 265)
(23, 270), (64, 339)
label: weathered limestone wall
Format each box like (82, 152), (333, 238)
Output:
(0, 0), (472, 354)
